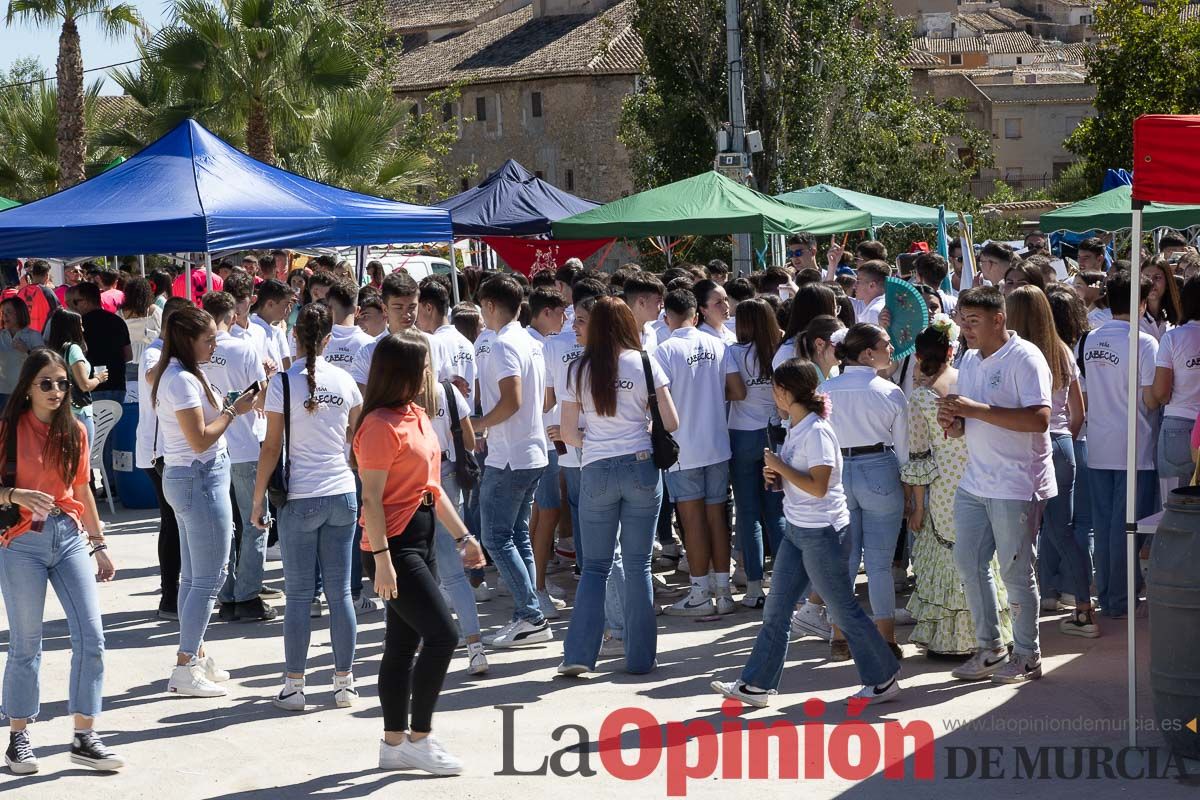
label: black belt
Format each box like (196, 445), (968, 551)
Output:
(840, 443), (889, 457)
(419, 490), (435, 507)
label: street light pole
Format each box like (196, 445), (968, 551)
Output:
(725, 0), (752, 275)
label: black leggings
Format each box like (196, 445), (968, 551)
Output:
(377, 505), (458, 734)
(145, 466), (181, 598)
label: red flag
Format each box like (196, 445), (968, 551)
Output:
(481, 237), (614, 277)
(1133, 115), (1200, 204)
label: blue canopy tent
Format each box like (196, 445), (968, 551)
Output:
(0, 119), (454, 296)
(435, 159), (598, 236)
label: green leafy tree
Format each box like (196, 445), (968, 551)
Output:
(620, 0), (989, 211)
(4, 0), (144, 188)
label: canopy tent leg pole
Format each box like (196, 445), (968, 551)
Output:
(205, 253), (213, 293)
(449, 240), (460, 306)
(186, 254), (193, 303)
(356, 245), (367, 286)
(137, 254), (145, 276)
(1126, 203), (1143, 750)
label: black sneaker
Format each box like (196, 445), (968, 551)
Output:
(218, 602), (237, 622)
(5, 730), (37, 774)
(70, 730), (125, 771)
(157, 598), (178, 621)
(235, 597), (278, 622)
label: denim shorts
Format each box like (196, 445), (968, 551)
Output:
(664, 461), (730, 504)
(534, 447), (562, 510)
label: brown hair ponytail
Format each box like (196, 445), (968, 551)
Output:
(772, 357), (828, 418)
(294, 303), (333, 413)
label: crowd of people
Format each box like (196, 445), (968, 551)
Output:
(0, 230), (1195, 777)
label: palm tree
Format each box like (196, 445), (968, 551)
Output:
(4, 0), (144, 188)
(148, 0), (370, 165)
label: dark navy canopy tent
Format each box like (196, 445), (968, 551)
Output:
(435, 159), (598, 236)
(0, 119), (452, 257)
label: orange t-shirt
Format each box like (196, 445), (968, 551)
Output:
(352, 405), (442, 549)
(2, 414), (91, 544)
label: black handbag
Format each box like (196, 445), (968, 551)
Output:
(441, 380), (481, 490)
(267, 373), (291, 509)
(0, 423), (21, 536)
(640, 352), (679, 470)
(62, 344), (93, 410)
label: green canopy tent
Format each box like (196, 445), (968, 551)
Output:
(552, 172), (871, 243)
(774, 183), (970, 231)
(0, 196), (19, 211)
(1041, 184), (1200, 233)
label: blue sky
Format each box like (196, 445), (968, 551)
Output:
(0, 1), (170, 93)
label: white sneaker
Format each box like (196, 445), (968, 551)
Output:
(791, 602), (832, 641)
(710, 680), (773, 709)
(653, 574), (684, 598)
(536, 591), (562, 620)
(600, 635), (625, 657)
(1041, 596), (1069, 613)
(991, 653), (1043, 684)
(894, 607), (916, 626)
(663, 592), (715, 617)
(310, 599), (323, 618)
(355, 595), (380, 615)
(556, 663), (588, 677)
(332, 674), (357, 708)
(715, 593), (737, 615)
(379, 739), (409, 770)
(845, 671), (902, 705)
(168, 660), (227, 697)
(197, 654), (230, 683)
(273, 677), (306, 711)
(397, 735), (463, 776)
(741, 583), (766, 609)
(473, 581), (493, 602)
(951, 647), (1009, 681)
(266, 544), (283, 562)
(483, 618), (553, 648)
(467, 642), (489, 675)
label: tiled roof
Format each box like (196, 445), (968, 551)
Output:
(392, 1), (642, 91)
(986, 7), (1036, 27)
(982, 31), (1044, 54)
(913, 35), (987, 54)
(1037, 41), (1088, 63)
(901, 47), (942, 67)
(383, 0), (506, 33)
(957, 12), (1011, 33)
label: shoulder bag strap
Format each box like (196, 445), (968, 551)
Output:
(640, 351), (666, 433)
(1076, 335), (1086, 380)
(2, 420), (16, 490)
(441, 380), (467, 461)
(281, 372), (291, 482)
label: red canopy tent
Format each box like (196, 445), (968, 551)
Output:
(1126, 115), (1200, 746)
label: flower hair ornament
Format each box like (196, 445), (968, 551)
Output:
(930, 312), (960, 342)
(829, 327), (849, 346)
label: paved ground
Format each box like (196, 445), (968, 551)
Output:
(0, 505), (1194, 800)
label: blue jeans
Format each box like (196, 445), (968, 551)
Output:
(564, 453), (661, 673)
(1072, 438), (1093, 560)
(278, 493), (358, 674)
(1089, 468), (1157, 617)
(1038, 434), (1092, 603)
(534, 448), (561, 509)
(220, 460), (267, 603)
(0, 514), (105, 720)
(1158, 415), (1195, 480)
(164, 453), (233, 657)
(953, 489), (1044, 658)
(664, 462), (730, 504)
(742, 523), (898, 689)
(843, 451), (904, 620)
(480, 465), (545, 623)
(729, 428), (785, 582)
(565, 465), (624, 637)
(434, 468), (481, 638)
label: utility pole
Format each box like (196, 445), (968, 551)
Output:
(722, 0), (753, 275)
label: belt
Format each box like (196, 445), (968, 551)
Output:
(840, 443), (889, 457)
(419, 490), (435, 507)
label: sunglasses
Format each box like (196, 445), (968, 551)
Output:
(788, 249), (808, 257)
(36, 378), (70, 393)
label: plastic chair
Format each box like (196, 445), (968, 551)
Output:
(90, 400), (123, 516)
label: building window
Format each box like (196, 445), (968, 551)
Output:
(442, 103), (452, 122)
(566, 169), (574, 191)
(531, 92), (543, 118)
(950, 53), (963, 65)
(475, 96), (487, 122)
(1004, 118), (1023, 139)
(1016, 56), (1023, 65)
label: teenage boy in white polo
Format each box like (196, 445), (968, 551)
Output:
(476, 274), (552, 647)
(416, 278), (476, 397)
(654, 288), (746, 616)
(938, 285), (1056, 684)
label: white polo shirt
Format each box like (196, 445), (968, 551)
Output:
(1154, 319), (1200, 420)
(779, 413), (849, 530)
(250, 313), (289, 369)
(430, 381), (472, 461)
(699, 321), (737, 346)
(323, 323), (374, 377)
(544, 330), (586, 468)
(727, 342), (777, 431)
(957, 333), (1056, 500)
(851, 294), (886, 326)
(135, 339), (163, 469)
(1082, 319), (1158, 471)
(433, 323), (477, 391)
(652, 326), (736, 470)
(350, 328), (447, 387)
(561, 348), (668, 467)
(200, 330), (266, 464)
(823, 365), (909, 464)
(478, 320), (549, 470)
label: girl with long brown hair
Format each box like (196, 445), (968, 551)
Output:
(152, 306), (257, 698)
(1006, 285), (1096, 637)
(727, 297), (784, 608)
(558, 297), (680, 676)
(354, 331), (484, 776)
(0, 350), (122, 773)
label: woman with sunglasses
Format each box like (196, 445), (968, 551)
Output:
(44, 308), (107, 447)
(0, 350), (122, 774)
